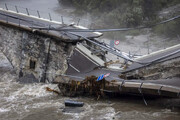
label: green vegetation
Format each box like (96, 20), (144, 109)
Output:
(153, 19), (180, 37)
(60, 0), (180, 37)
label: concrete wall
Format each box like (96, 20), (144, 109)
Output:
(124, 57), (180, 80)
(0, 24), (74, 83)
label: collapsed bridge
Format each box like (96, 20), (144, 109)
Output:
(0, 4), (179, 99)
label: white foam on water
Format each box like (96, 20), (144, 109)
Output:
(63, 103), (116, 120)
(7, 83), (58, 101)
(31, 101), (63, 109)
(0, 108), (10, 112)
(0, 81), (62, 116)
(63, 103), (93, 120)
(0, 77), (179, 120)
(152, 112), (161, 117)
(118, 108), (179, 120)
(97, 107), (116, 120)
(161, 108), (177, 114)
(149, 108), (179, 118)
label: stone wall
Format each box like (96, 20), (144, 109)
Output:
(0, 24), (74, 83)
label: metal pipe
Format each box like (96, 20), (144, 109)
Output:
(5, 3), (8, 10)
(164, 40), (166, 49)
(31, 21), (34, 28)
(147, 41), (150, 54)
(18, 18), (20, 26)
(26, 8), (29, 15)
(42, 39), (51, 83)
(47, 25), (51, 33)
(49, 13), (52, 21)
(177, 35), (180, 41)
(37, 10), (40, 18)
(6, 16), (8, 23)
(15, 6), (19, 13)
(77, 18), (80, 26)
(61, 16), (64, 24)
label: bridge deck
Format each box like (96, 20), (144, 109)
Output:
(123, 44), (180, 73)
(0, 8), (102, 42)
(64, 43), (180, 97)
(0, 8), (179, 98)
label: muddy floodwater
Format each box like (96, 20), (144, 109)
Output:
(0, 0), (180, 120)
(0, 79), (180, 120)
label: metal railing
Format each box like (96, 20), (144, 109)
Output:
(0, 3), (179, 58)
(0, 3), (95, 28)
(106, 35), (180, 61)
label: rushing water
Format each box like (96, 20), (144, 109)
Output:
(0, 0), (180, 119)
(0, 77), (180, 120)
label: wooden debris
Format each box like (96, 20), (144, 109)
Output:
(46, 87), (60, 94)
(58, 75), (113, 99)
(104, 60), (121, 67)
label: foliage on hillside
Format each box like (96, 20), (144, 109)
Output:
(60, 0), (180, 37)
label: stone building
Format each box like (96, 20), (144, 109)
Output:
(0, 24), (74, 83)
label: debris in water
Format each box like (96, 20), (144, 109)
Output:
(46, 87), (60, 94)
(65, 100), (84, 107)
(58, 75), (113, 98)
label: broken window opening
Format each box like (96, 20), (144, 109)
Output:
(29, 60), (36, 69)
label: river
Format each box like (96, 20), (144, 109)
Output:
(0, 76), (179, 120)
(0, 77), (180, 120)
(0, 0), (180, 120)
